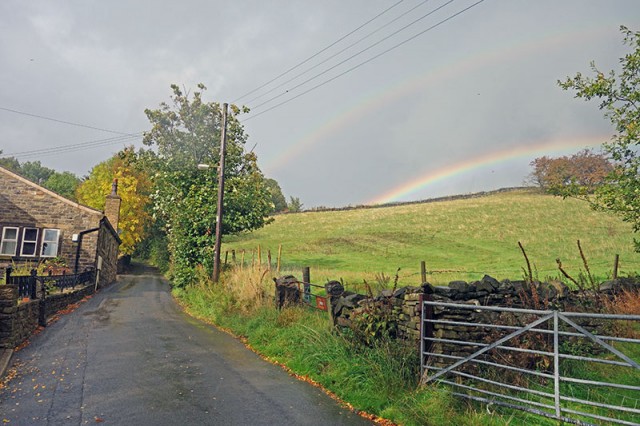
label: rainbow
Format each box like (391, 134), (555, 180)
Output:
(367, 134), (610, 205)
(261, 25), (612, 175)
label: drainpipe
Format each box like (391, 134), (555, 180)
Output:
(73, 227), (100, 274)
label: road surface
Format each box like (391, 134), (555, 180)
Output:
(0, 270), (372, 425)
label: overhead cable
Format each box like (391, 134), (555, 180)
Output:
(243, 0), (485, 122)
(244, 0), (432, 106)
(2, 133), (142, 159)
(249, 0), (456, 112)
(0, 106), (137, 136)
(232, 0), (405, 104)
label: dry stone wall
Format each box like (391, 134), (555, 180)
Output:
(319, 274), (639, 361)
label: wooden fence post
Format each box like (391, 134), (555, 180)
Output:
(302, 267), (311, 303)
(421, 261), (427, 283)
(613, 254), (619, 279)
(277, 244), (282, 273)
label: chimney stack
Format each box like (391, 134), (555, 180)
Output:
(104, 178), (121, 232)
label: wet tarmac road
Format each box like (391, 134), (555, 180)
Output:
(0, 272), (372, 426)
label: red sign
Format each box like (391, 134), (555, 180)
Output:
(315, 296), (328, 311)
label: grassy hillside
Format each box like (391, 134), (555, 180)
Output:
(223, 189), (640, 286)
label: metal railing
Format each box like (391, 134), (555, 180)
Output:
(6, 268), (95, 299)
(421, 301), (640, 425)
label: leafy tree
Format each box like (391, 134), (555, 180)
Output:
(288, 196), (304, 213)
(264, 178), (287, 213)
(20, 161), (55, 184)
(44, 171), (81, 201)
(529, 149), (613, 192)
(558, 26), (640, 250)
(143, 84), (272, 285)
(0, 155), (22, 173)
(76, 147), (152, 256)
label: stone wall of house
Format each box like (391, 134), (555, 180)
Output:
(0, 167), (105, 274)
(95, 219), (119, 288)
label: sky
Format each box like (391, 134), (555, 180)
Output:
(1, 0), (638, 208)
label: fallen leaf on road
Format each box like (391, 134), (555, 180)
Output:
(94, 417), (104, 423)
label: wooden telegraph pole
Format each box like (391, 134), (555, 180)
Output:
(213, 103), (228, 283)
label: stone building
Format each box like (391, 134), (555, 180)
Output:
(0, 165), (121, 288)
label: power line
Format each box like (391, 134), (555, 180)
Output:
(244, 0), (432, 106)
(243, 0), (485, 123)
(232, 0), (405, 104)
(2, 133), (143, 159)
(249, 0), (457, 112)
(0, 106), (138, 136)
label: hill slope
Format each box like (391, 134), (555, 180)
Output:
(223, 189), (640, 286)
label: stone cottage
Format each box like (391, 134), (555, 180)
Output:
(0, 165), (121, 288)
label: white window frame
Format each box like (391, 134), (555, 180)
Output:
(41, 228), (60, 258)
(0, 227), (19, 256)
(20, 227), (39, 257)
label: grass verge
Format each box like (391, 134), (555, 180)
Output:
(172, 266), (510, 426)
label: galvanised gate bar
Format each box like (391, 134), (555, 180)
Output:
(421, 301), (640, 425)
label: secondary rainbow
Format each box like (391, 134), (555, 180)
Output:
(262, 26), (610, 175)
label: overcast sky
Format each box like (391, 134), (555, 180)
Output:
(1, 0), (638, 207)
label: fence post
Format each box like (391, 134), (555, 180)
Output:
(553, 310), (560, 417)
(613, 254), (619, 279)
(30, 269), (37, 299)
(420, 261), (427, 283)
(302, 267), (311, 303)
(277, 244), (282, 273)
(267, 250), (272, 270)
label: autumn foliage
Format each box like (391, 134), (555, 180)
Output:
(76, 147), (152, 255)
(529, 149), (613, 194)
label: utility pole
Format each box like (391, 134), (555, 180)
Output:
(213, 103), (228, 283)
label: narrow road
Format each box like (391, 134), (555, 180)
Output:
(0, 271), (372, 425)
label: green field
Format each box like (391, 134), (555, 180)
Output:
(223, 189), (640, 287)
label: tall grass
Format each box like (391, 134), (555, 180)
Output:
(173, 265), (511, 425)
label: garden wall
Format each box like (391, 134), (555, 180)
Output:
(0, 283), (97, 349)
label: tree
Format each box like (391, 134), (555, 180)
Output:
(44, 171), (80, 201)
(529, 149), (613, 193)
(0, 155), (22, 174)
(558, 26), (640, 250)
(76, 147), (153, 256)
(143, 84), (272, 285)
(288, 196), (303, 213)
(264, 178), (287, 213)
(20, 161), (54, 185)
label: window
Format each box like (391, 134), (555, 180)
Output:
(41, 229), (60, 257)
(0, 227), (19, 256)
(20, 228), (39, 257)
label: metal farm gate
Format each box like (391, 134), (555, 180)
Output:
(420, 301), (640, 425)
